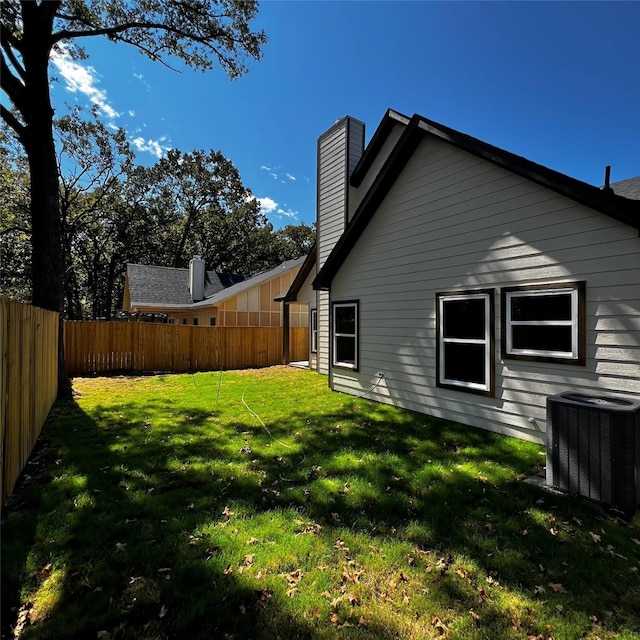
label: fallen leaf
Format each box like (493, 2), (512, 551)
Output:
(348, 593), (360, 606)
(247, 537), (259, 545)
(470, 610), (481, 621)
(222, 506), (234, 518)
(631, 538), (640, 546)
(548, 582), (567, 593)
(534, 585), (546, 594)
(330, 595), (345, 609)
(589, 532), (602, 543)
(285, 586), (298, 598)
(158, 605), (167, 618)
(115, 543), (126, 552)
(330, 613), (340, 625)
(430, 614), (449, 637)
(286, 569), (302, 584)
(243, 554), (255, 567)
(456, 568), (471, 582)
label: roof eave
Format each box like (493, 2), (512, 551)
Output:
(314, 112), (640, 291)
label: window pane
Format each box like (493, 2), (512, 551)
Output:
(512, 326), (572, 352)
(335, 336), (356, 364)
(335, 306), (355, 334)
(443, 299), (485, 339)
(511, 293), (572, 322)
(443, 343), (485, 384)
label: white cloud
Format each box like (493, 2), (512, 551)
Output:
(132, 136), (170, 159)
(261, 165), (297, 183)
(256, 197), (277, 214)
(128, 110), (135, 117)
(50, 44), (120, 120)
(254, 196), (298, 222)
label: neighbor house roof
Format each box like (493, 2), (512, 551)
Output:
(275, 244), (317, 303)
(191, 256), (307, 308)
(314, 110), (640, 291)
(612, 177), (640, 200)
(126, 263), (247, 308)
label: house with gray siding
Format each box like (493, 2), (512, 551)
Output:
(282, 109), (640, 443)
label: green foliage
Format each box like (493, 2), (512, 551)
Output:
(1, 0), (267, 319)
(2, 368), (638, 639)
(0, 131), (31, 300)
(0, 122), (315, 317)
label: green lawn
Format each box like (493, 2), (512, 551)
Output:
(2, 366), (639, 639)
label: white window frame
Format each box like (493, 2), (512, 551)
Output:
(504, 285), (581, 361)
(332, 301), (358, 370)
(310, 308), (318, 353)
(437, 291), (493, 395)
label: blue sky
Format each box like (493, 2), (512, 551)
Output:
(49, 1), (640, 229)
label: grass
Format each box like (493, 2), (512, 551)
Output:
(2, 366), (639, 640)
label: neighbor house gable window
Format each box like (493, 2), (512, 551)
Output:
(332, 301), (358, 370)
(436, 289), (494, 396)
(502, 281), (585, 364)
(310, 308), (318, 353)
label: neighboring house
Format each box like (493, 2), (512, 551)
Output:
(123, 256), (308, 328)
(282, 109), (640, 443)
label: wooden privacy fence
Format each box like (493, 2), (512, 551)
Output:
(65, 322), (309, 375)
(1, 296), (59, 504)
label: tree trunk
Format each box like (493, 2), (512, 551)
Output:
(21, 1), (72, 399)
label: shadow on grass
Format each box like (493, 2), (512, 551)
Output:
(2, 374), (639, 639)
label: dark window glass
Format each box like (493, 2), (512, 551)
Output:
(182, 318), (187, 325)
(193, 318), (198, 326)
(335, 336), (356, 364)
(512, 326), (572, 352)
(511, 294), (571, 322)
(443, 343), (485, 384)
(443, 299), (485, 339)
(335, 306), (355, 334)
(210, 317), (216, 326)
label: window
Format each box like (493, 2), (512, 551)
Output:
(332, 301), (358, 369)
(436, 290), (494, 396)
(310, 308), (318, 353)
(209, 317), (217, 326)
(182, 318), (187, 325)
(502, 282), (585, 364)
(193, 317), (198, 326)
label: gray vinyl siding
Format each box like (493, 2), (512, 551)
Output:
(316, 117), (365, 375)
(317, 126), (347, 268)
(329, 136), (640, 443)
(317, 123), (349, 375)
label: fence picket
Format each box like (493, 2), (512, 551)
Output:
(63, 322), (309, 375)
(1, 297), (59, 505)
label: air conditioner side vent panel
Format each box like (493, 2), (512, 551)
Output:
(546, 393), (640, 513)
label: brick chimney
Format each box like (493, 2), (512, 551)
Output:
(189, 256), (205, 302)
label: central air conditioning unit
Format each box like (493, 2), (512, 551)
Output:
(546, 392), (640, 514)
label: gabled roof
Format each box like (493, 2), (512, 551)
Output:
(276, 244), (317, 303)
(191, 256), (306, 308)
(126, 263), (246, 307)
(314, 111), (640, 291)
(612, 176), (640, 200)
